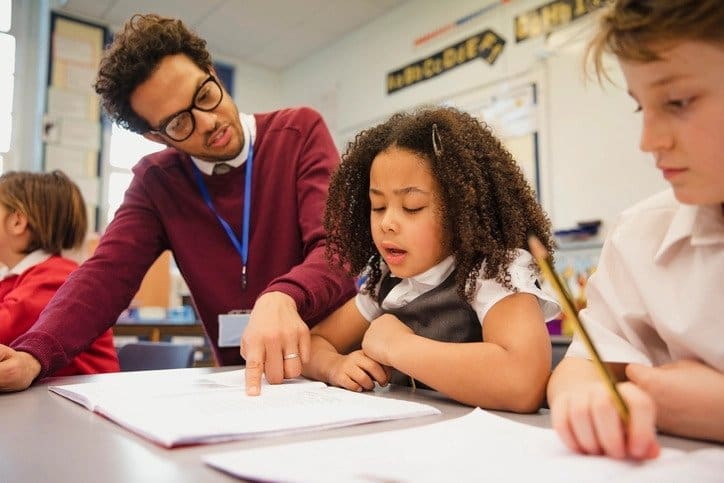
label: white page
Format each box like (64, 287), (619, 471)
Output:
(204, 408), (713, 483)
(617, 448), (724, 483)
(49, 370), (439, 448)
(196, 369), (325, 388)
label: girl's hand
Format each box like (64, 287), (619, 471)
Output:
(362, 314), (414, 366)
(550, 380), (660, 460)
(325, 350), (390, 392)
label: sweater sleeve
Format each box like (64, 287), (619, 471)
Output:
(261, 108), (356, 324)
(11, 166), (169, 379)
(0, 272), (64, 345)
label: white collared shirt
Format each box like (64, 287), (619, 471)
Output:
(1, 250), (52, 279)
(567, 190), (724, 370)
(356, 250), (560, 327)
(191, 112), (256, 175)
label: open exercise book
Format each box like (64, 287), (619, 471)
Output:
(205, 408), (724, 483)
(48, 369), (439, 448)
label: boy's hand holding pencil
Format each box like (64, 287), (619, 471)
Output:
(529, 235), (660, 460)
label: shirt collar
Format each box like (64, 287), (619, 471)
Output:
(406, 255), (456, 288)
(191, 112), (256, 175)
(655, 202), (724, 261)
(2, 250), (52, 279)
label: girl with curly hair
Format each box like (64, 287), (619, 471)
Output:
(302, 106), (560, 412)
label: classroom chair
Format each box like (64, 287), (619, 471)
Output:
(117, 341), (195, 372)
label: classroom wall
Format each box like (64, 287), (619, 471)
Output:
(8, 0), (668, 234)
(7, 0), (51, 172)
(6, 3), (283, 173)
(215, 52), (283, 115)
(280, 0), (668, 233)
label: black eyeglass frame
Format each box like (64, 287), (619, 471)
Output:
(147, 75), (224, 142)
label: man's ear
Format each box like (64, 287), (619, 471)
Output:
(142, 132), (167, 145)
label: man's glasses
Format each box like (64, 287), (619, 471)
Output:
(149, 75), (223, 142)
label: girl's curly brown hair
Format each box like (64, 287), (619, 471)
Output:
(94, 14), (213, 134)
(325, 106), (554, 301)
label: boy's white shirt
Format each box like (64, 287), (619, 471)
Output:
(1, 249), (52, 279)
(567, 189), (724, 371)
(355, 250), (560, 327)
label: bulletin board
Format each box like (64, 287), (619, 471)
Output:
(43, 13), (108, 231)
(445, 82), (541, 198)
(336, 81), (541, 199)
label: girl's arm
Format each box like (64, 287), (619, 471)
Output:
(302, 298), (389, 391)
(362, 292), (551, 412)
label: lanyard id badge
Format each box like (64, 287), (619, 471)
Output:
(218, 310), (251, 348)
(192, 141), (254, 290)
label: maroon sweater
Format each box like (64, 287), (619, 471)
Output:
(12, 107), (355, 378)
(0, 256), (119, 376)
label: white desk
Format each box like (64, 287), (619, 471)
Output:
(0, 367), (715, 482)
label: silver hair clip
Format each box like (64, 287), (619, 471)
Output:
(432, 123), (443, 158)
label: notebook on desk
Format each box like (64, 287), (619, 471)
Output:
(204, 407), (724, 483)
(48, 369), (440, 448)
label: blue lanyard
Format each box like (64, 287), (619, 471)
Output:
(192, 141), (254, 290)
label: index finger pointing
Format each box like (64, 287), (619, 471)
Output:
(244, 349), (265, 396)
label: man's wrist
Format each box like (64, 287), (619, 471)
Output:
(17, 351), (42, 385)
(257, 291), (297, 310)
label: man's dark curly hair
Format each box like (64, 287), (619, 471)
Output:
(94, 14), (213, 134)
(325, 106), (554, 302)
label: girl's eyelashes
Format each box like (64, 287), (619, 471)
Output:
(370, 206), (425, 213)
(404, 207), (424, 213)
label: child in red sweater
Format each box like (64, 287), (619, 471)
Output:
(0, 171), (118, 376)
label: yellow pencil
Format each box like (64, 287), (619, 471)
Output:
(528, 235), (630, 425)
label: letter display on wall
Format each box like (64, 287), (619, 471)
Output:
(44, 13), (107, 231)
(387, 29), (506, 95)
(514, 0), (605, 43)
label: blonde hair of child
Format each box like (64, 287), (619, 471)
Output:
(0, 170), (87, 254)
(587, 0), (724, 81)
